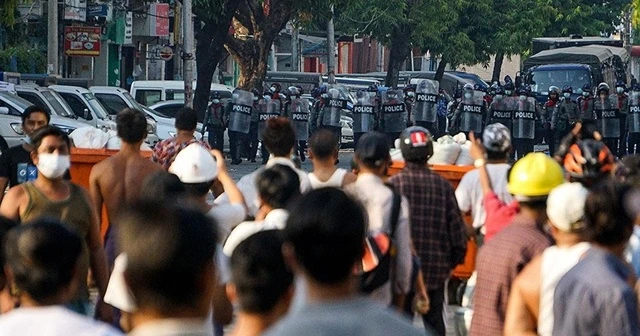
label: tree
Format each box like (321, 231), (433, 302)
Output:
(545, 0), (626, 36)
(1, 0), (18, 26)
(192, 0), (239, 121)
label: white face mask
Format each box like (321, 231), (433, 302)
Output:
(583, 92), (590, 97)
(464, 93), (472, 99)
(495, 94), (503, 100)
(253, 96), (259, 101)
(212, 99), (220, 104)
(563, 92), (571, 98)
(617, 87), (625, 94)
(321, 93), (329, 99)
(505, 90), (512, 96)
(519, 95), (527, 101)
(37, 153), (70, 179)
(407, 92), (415, 97)
(270, 87), (277, 92)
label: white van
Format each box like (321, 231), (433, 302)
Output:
(129, 80), (233, 106)
(49, 85), (116, 132)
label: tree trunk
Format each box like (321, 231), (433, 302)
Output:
(492, 52), (504, 83)
(229, 38), (271, 91)
(385, 24), (412, 88)
(194, 27), (221, 122)
(434, 56), (448, 82)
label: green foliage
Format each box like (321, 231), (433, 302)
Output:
(0, 45), (46, 73)
(1, 0), (17, 26)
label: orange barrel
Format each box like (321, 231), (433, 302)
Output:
(69, 148), (152, 239)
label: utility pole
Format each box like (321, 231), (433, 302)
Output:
(327, 5), (336, 84)
(182, 0), (194, 107)
(291, 23), (299, 72)
(47, 0), (59, 75)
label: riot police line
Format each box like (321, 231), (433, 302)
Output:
(200, 79), (640, 163)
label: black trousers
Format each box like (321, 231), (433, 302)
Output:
(513, 138), (535, 159)
(260, 141), (270, 163)
(385, 132), (401, 148)
(228, 130), (244, 161)
(436, 117), (447, 139)
(294, 140), (307, 158)
(415, 121), (438, 137)
(422, 287), (446, 336)
(546, 129), (556, 156)
(620, 115), (628, 156)
(628, 133), (640, 155)
(603, 137), (620, 158)
(207, 126), (225, 152)
(246, 122), (259, 160)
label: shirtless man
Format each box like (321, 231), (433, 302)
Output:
(89, 108), (162, 267)
(503, 183), (590, 336)
(307, 129), (356, 189)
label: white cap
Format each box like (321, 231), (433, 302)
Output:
(546, 182), (589, 232)
(169, 144), (218, 183)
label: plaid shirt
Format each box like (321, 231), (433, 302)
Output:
(152, 138), (210, 170)
(469, 215), (552, 336)
(388, 162), (467, 290)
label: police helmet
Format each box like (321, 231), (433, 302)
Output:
(582, 84), (592, 93)
(517, 86), (529, 96)
(495, 86), (505, 95)
(633, 84), (640, 92)
(503, 81), (515, 91)
(251, 88), (261, 96)
(597, 82), (610, 94)
(463, 83), (474, 91)
(399, 126), (433, 162)
(616, 80), (626, 88)
(562, 85), (573, 94)
(211, 91), (221, 100)
(548, 86), (560, 95)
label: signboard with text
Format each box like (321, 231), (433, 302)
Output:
(64, 26), (101, 57)
(148, 3), (170, 36)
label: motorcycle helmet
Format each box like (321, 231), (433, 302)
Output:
(399, 126), (433, 163)
(563, 139), (614, 185)
(597, 82), (610, 94)
(548, 86), (560, 97)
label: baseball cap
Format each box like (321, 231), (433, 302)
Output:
(546, 182), (589, 232)
(483, 123), (511, 152)
(169, 144), (218, 183)
(355, 132), (390, 168)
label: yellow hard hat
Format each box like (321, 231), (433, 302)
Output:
(507, 153), (564, 199)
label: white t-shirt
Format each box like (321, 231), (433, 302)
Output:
(208, 203), (246, 243)
(455, 163), (512, 229)
(308, 168), (348, 189)
(222, 209), (289, 256)
(0, 306), (122, 336)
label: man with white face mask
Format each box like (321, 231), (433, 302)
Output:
(0, 126), (112, 322)
(0, 106), (69, 204)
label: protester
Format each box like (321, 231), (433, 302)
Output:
(553, 181), (640, 335)
(89, 108), (163, 269)
(117, 202), (218, 335)
(152, 107), (210, 170)
(0, 106), (65, 203)
(138, 171), (186, 202)
(388, 127), (467, 335)
(223, 164), (300, 256)
(503, 182), (591, 336)
(469, 153), (563, 336)
(227, 230), (294, 336)
(265, 188), (424, 336)
(307, 129), (356, 189)
(217, 117), (309, 218)
(0, 126), (111, 320)
(561, 138), (614, 188)
(346, 132), (413, 310)
(0, 219), (121, 335)
(0, 216), (17, 314)
(456, 123), (513, 243)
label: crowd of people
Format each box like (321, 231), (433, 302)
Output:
(0, 96), (639, 336)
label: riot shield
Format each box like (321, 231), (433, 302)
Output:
(489, 97), (516, 130)
(228, 90), (253, 134)
(258, 99), (281, 141)
(291, 98), (310, 141)
(353, 91), (376, 133)
(629, 93), (640, 134)
(595, 95), (621, 138)
(321, 85), (347, 128)
(512, 97), (537, 140)
(460, 91), (484, 133)
(382, 89), (407, 133)
(413, 79), (439, 123)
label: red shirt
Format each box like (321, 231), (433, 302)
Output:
(483, 191), (519, 241)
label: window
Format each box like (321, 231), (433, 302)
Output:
(58, 93), (93, 121)
(17, 92), (46, 108)
(135, 90), (162, 106)
(153, 104), (182, 119)
(0, 100), (23, 116)
(166, 89), (185, 101)
(94, 93), (129, 116)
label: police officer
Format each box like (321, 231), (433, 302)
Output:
(225, 89), (253, 165)
(245, 89), (261, 162)
(284, 86), (308, 161)
(451, 83), (486, 138)
(552, 85), (580, 152)
(486, 86), (513, 129)
(317, 87), (344, 147)
(594, 83), (621, 157)
(503, 81), (515, 97)
(615, 80), (630, 155)
(435, 88), (450, 139)
(628, 84), (640, 154)
(543, 86), (560, 154)
(404, 84), (417, 126)
(511, 86), (539, 159)
(577, 84), (595, 121)
(413, 80), (439, 135)
(380, 88), (408, 147)
(353, 90), (376, 147)
(203, 91), (226, 152)
(258, 91), (281, 164)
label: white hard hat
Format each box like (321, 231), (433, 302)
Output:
(546, 182), (589, 232)
(169, 144), (218, 183)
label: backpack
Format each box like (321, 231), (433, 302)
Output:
(358, 192), (402, 294)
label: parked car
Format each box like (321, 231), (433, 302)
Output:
(0, 92), (89, 149)
(49, 85), (116, 132)
(145, 100), (203, 141)
(14, 85), (81, 121)
(129, 81), (233, 106)
(88, 86), (160, 144)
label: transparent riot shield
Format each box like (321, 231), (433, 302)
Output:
(382, 89), (407, 133)
(414, 79), (439, 123)
(321, 85), (347, 128)
(460, 91), (484, 133)
(228, 89), (253, 134)
(629, 92), (640, 134)
(258, 99), (281, 141)
(489, 97), (516, 130)
(291, 98), (310, 141)
(512, 97), (537, 139)
(595, 95), (621, 138)
(353, 91), (376, 133)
